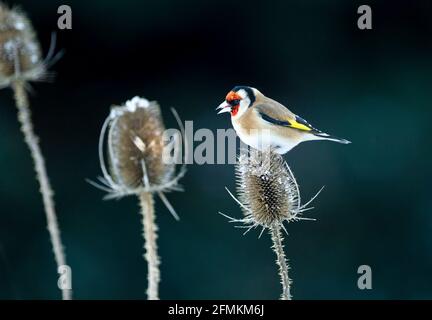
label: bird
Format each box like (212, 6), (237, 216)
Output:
(216, 86), (351, 154)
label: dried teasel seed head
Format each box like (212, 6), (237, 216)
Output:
(0, 3), (44, 87)
(107, 97), (175, 190)
(236, 149), (301, 228)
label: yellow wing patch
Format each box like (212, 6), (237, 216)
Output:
(258, 112), (316, 132)
(288, 119), (312, 131)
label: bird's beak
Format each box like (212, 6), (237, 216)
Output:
(216, 101), (231, 114)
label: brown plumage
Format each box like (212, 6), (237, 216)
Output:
(217, 86), (351, 154)
(234, 96), (309, 151)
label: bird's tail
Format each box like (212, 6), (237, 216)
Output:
(312, 131), (351, 144)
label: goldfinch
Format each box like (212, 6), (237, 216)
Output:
(216, 86), (351, 154)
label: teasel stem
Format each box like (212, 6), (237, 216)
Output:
(270, 224), (291, 300)
(139, 191), (160, 300)
(12, 80), (71, 300)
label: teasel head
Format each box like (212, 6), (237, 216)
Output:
(221, 148), (322, 300)
(221, 148), (321, 236)
(90, 96), (186, 299)
(237, 149), (301, 227)
(91, 96), (186, 218)
(0, 3), (48, 88)
(1, 3), (69, 299)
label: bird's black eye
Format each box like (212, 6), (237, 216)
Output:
(228, 99), (240, 106)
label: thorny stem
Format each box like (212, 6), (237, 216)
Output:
(12, 80), (71, 300)
(139, 192), (160, 300)
(270, 225), (291, 300)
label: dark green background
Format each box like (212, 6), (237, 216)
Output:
(0, 0), (431, 299)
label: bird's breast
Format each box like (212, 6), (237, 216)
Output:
(231, 111), (305, 154)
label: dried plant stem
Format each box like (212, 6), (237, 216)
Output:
(139, 191), (160, 300)
(12, 80), (70, 300)
(270, 225), (291, 300)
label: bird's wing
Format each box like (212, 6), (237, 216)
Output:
(254, 101), (319, 133)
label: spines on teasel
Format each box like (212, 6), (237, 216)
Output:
(0, 3), (44, 86)
(107, 97), (176, 191)
(235, 148), (301, 227)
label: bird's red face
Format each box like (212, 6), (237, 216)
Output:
(216, 91), (242, 116)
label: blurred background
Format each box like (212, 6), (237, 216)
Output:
(0, 0), (431, 299)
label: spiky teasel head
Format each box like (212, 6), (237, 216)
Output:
(0, 3), (45, 88)
(109, 97), (174, 188)
(93, 96), (186, 201)
(237, 149), (301, 227)
(222, 148), (320, 235)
